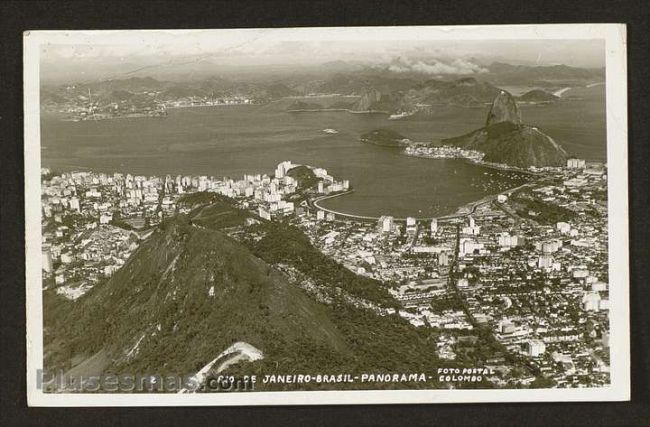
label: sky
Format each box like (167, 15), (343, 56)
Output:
(38, 27), (606, 82)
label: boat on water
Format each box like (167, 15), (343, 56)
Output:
(322, 128), (339, 134)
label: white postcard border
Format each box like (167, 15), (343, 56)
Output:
(24, 23), (629, 406)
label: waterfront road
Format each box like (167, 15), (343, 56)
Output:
(310, 179), (537, 224)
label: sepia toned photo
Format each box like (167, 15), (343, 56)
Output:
(24, 24), (629, 405)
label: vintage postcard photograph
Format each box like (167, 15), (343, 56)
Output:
(24, 24), (629, 405)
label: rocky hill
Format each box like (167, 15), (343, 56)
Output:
(43, 197), (444, 390)
(349, 77), (502, 113)
(403, 77), (501, 109)
(442, 91), (568, 168)
(352, 87), (383, 111)
(349, 87), (404, 112)
(484, 62), (605, 86)
(517, 89), (559, 104)
(360, 129), (410, 147)
(485, 90), (522, 127)
(286, 165), (319, 189)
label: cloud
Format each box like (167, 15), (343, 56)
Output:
(388, 57), (488, 75)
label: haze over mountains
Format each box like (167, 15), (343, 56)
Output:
(41, 34), (606, 83)
(41, 57), (603, 111)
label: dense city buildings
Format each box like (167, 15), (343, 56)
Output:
(42, 156), (609, 388)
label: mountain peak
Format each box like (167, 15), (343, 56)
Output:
(455, 76), (479, 86)
(442, 90), (568, 168)
(486, 90), (522, 127)
(351, 87), (384, 111)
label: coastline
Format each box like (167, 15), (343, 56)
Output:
(286, 108), (389, 114)
(164, 102), (255, 110)
(311, 149), (545, 223)
(403, 150), (544, 177)
(310, 174), (539, 223)
(52, 103), (257, 122)
(60, 113), (167, 122)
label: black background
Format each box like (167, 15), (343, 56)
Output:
(1, 1), (649, 426)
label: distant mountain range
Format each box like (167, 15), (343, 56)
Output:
(347, 77), (502, 113)
(40, 76), (299, 109)
(284, 77), (506, 114)
(481, 62), (604, 86)
(41, 60), (603, 113)
(286, 75), (577, 115)
(441, 90), (568, 168)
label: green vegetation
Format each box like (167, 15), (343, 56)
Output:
(190, 202), (251, 230)
(286, 165), (319, 190)
(430, 295), (465, 312)
(360, 128), (409, 147)
(247, 221), (396, 307)
(44, 190), (548, 392)
(178, 192), (252, 230)
(177, 191), (234, 208)
(43, 212), (448, 391)
(511, 193), (578, 225)
(485, 121), (521, 138)
(109, 211), (135, 230)
(518, 89), (559, 103)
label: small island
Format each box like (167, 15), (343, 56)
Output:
(517, 89), (560, 104)
(359, 128), (411, 147)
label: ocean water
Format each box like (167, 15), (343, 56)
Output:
(40, 85), (605, 217)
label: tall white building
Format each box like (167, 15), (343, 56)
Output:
(313, 167), (328, 178)
(556, 222), (571, 234)
(540, 239), (562, 253)
(538, 254), (553, 269)
(567, 158), (586, 169)
(430, 219), (438, 234)
(378, 216), (394, 234)
(462, 216), (480, 235)
(460, 239), (483, 256)
(498, 233), (521, 248)
(258, 207), (271, 221)
(42, 248), (53, 273)
(582, 292), (601, 311)
(527, 340), (546, 357)
(275, 161), (293, 179)
(405, 217), (417, 234)
(438, 251), (450, 266)
(69, 196), (80, 212)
